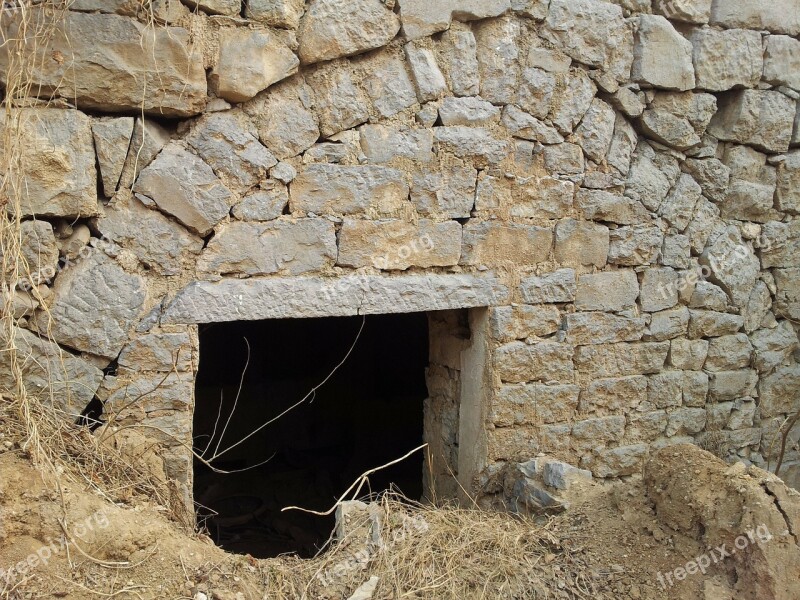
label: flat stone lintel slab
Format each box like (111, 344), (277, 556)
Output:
(163, 273), (509, 324)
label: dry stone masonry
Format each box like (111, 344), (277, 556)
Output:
(2, 0), (800, 506)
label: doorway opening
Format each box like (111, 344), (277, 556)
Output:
(193, 313), (432, 558)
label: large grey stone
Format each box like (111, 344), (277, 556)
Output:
(576, 189), (648, 225)
(410, 164), (476, 217)
(297, 0), (400, 64)
(751, 322), (798, 373)
(554, 219), (609, 268)
(432, 127), (509, 166)
(490, 305), (561, 343)
(182, 0), (239, 15)
(185, 112), (277, 194)
(575, 342), (670, 378)
(0, 327), (103, 417)
(33, 252), (146, 359)
(95, 194), (203, 277)
(520, 269), (576, 304)
(708, 90), (796, 154)
(19, 221), (59, 282)
(574, 98), (616, 163)
(396, 0), (511, 40)
(441, 29), (480, 97)
(461, 222), (552, 267)
(290, 164), (409, 216)
(404, 43), (448, 103)
(0, 109), (97, 218)
(92, 117), (134, 198)
(575, 271), (639, 312)
(474, 16), (520, 105)
(763, 36), (800, 91)
(244, 75), (320, 160)
(360, 125), (434, 164)
(495, 341), (574, 384)
(117, 118), (172, 190)
(0, 11), (206, 116)
(690, 28), (763, 92)
(163, 273), (509, 323)
(759, 364), (800, 418)
(632, 15), (695, 91)
(232, 183), (289, 222)
(565, 313), (645, 345)
(550, 69), (596, 134)
(353, 49), (418, 120)
(705, 333), (753, 371)
(198, 219), (337, 277)
(118, 331), (194, 373)
(501, 105), (564, 144)
(653, 0), (712, 23)
(700, 226), (760, 309)
(608, 226), (664, 267)
(709, 0), (800, 36)
(306, 60), (370, 138)
(211, 28), (299, 103)
(659, 173), (702, 231)
(776, 151), (800, 214)
(132, 143), (233, 237)
(438, 96), (501, 127)
(338, 219), (461, 270)
(494, 383), (579, 426)
(245, 0), (305, 28)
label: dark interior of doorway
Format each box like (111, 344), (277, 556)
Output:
(193, 313), (429, 558)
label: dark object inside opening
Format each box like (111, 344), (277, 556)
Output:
(193, 313), (429, 558)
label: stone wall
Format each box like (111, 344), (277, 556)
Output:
(2, 0), (800, 503)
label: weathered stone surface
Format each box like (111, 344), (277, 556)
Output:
(245, 0), (305, 28)
(439, 97), (501, 127)
(705, 333), (753, 371)
(751, 321), (798, 373)
(290, 164), (409, 215)
(306, 60), (370, 138)
(404, 43), (448, 103)
(495, 383), (579, 426)
(118, 118), (172, 190)
(607, 113), (638, 175)
(647, 306), (690, 341)
(641, 268), (679, 312)
(495, 341), (574, 384)
(510, 177), (574, 219)
(683, 157), (730, 203)
(541, 0), (631, 74)
(441, 29), (480, 97)
(33, 252), (146, 359)
(501, 105), (564, 144)
(554, 220), (609, 268)
(118, 331), (193, 373)
(474, 16), (520, 105)
(396, 0), (511, 40)
(689, 281), (729, 311)
(96, 194), (203, 276)
(764, 36), (800, 91)
(461, 222), (552, 267)
(640, 109), (699, 151)
(132, 143), (232, 237)
(163, 273), (509, 323)
(709, 0), (800, 36)
(572, 416), (626, 446)
(297, 0), (400, 64)
(70, 0), (139, 14)
(576, 189), (648, 225)
(550, 70), (597, 134)
(774, 268), (800, 321)
(244, 76), (319, 159)
(543, 143), (584, 175)
(776, 151), (800, 214)
(211, 28), (299, 104)
(360, 125), (434, 164)
(708, 90), (796, 154)
(0, 12), (206, 116)
(1, 109), (97, 217)
(758, 364), (800, 418)
(185, 112), (277, 194)
(353, 49), (418, 120)
(520, 269), (576, 304)
(432, 127), (509, 166)
(759, 220), (799, 269)
(653, 0), (711, 23)
(582, 444), (648, 478)
(575, 271), (639, 312)
(0, 327), (103, 416)
(516, 67), (556, 120)
(19, 221), (59, 281)
(232, 183), (289, 221)
(660, 173), (702, 231)
(666, 407), (707, 436)
(625, 146), (672, 212)
(632, 15), (695, 91)
(490, 305), (561, 343)
(669, 338), (708, 370)
(608, 226), (664, 267)
(92, 117), (134, 198)
(338, 219), (461, 270)
(689, 28), (763, 92)
(743, 280), (772, 333)
(700, 226), (760, 309)
(580, 375), (647, 415)
(183, 0), (239, 15)
(688, 310), (744, 338)
(573, 98), (616, 163)
(565, 313), (646, 345)
(686, 197), (724, 254)
(662, 233), (691, 270)
(410, 164), (476, 217)
(708, 369), (758, 402)
(199, 219), (336, 277)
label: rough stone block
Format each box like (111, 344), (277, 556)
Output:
(118, 118), (172, 190)
(438, 96), (501, 127)
(395, 0), (511, 40)
(198, 219), (336, 277)
(708, 369), (758, 402)
(118, 331), (194, 373)
(501, 105), (564, 144)
(653, 0), (712, 23)
(495, 383), (580, 425)
(432, 127), (509, 166)
(132, 142), (232, 236)
(520, 269), (576, 304)
(542, 460), (593, 490)
(641, 267), (679, 312)
(709, 0), (800, 36)
(405, 42), (448, 102)
(575, 271), (639, 312)
(582, 444), (648, 477)
(231, 183), (288, 222)
(410, 164), (476, 218)
(306, 60), (370, 138)
(441, 29), (480, 97)
(360, 125), (434, 164)
(337, 219), (461, 270)
(608, 226), (664, 267)
(297, 0), (400, 64)
(776, 151), (800, 214)
(92, 117), (134, 198)
(19, 221), (59, 282)
(579, 375), (647, 415)
(245, 0), (305, 28)
(554, 220), (609, 268)
(632, 15), (695, 91)
(750, 321), (799, 373)
(764, 36), (800, 91)
(688, 310), (744, 338)
(574, 98), (617, 163)
(353, 49), (418, 120)
(689, 28), (763, 92)
(647, 306), (690, 341)
(550, 69), (597, 134)
(647, 371), (684, 409)
(758, 364), (800, 418)
(705, 333), (753, 371)
(490, 305), (561, 343)
(660, 173), (702, 231)
(495, 341), (575, 384)
(290, 164), (409, 216)
(666, 407), (707, 436)
(474, 16), (520, 105)
(669, 338), (709, 370)
(708, 90), (796, 154)
(461, 222), (552, 267)
(574, 342), (670, 378)
(572, 416), (625, 444)
(565, 313), (646, 346)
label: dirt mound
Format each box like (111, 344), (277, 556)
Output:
(645, 444), (800, 600)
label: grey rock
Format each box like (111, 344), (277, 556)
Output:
(490, 305), (561, 343)
(396, 0), (511, 40)
(411, 164), (476, 218)
(708, 369), (758, 402)
(211, 28), (299, 103)
(543, 143), (584, 175)
(232, 182), (289, 221)
(575, 342), (670, 378)
(690, 28), (763, 92)
(542, 460), (592, 490)
(750, 321), (799, 373)
(520, 269), (576, 304)
(565, 312), (646, 345)
(474, 16), (521, 105)
(669, 338), (709, 370)
(516, 67), (556, 120)
(574, 98), (616, 163)
(575, 271), (639, 312)
(550, 69), (596, 134)
(438, 96), (500, 127)
(185, 112), (278, 194)
(354, 49), (418, 119)
(495, 384), (579, 425)
(764, 36), (800, 91)
(360, 125), (434, 164)
(501, 105), (564, 144)
(92, 117), (134, 197)
(647, 306), (690, 341)
(689, 281), (729, 311)
(608, 226), (664, 267)
(582, 444), (648, 478)
(688, 310), (744, 338)
(132, 142), (232, 237)
(461, 222), (552, 267)
(307, 60), (370, 138)
(182, 0), (239, 15)
(607, 113), (638, 175)
(743, 280), (772, 333)
(662, 233), (691, 269)
(433, 127), (509, 166)
(659, 173), (702, 231)
(245, 0), (305, 28)
(404, 43), (448, 103)
(163, 273), (509, 323)
(441, 29), (480, 97)
(705, 333), (753, 371)
(118, 331), (194, 373)
(682, 158), (730, 203)
(576, 189), (648, 225)
(641, 267), (679, 312)
(297, 0), (401, 64)
(33, 252), (146, 359)
(709, 0), (800, 36)
(632, 15), (695, 91)
(758, 364), (800, 418)
(700, 226), (760, 308)
(290, 164), (409, 215)
(653, 0), (712, 23)
(495, 341), (574, 384)
(19, 221), (59, 282)
(118, 118), (172, 190)
(708, 90), (796, 154)
(776, 150), (800, 214)
(198, 219), (337, 277)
